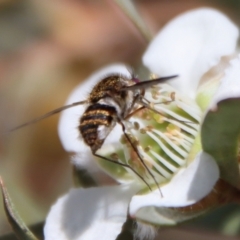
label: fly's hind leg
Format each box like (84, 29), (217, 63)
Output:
(118, 119), (163, 197)
(93, 152), (153, 192)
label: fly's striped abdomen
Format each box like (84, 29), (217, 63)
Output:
(79, 103), (117, 152)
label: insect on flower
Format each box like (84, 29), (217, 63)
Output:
(9, 73), (178, 195)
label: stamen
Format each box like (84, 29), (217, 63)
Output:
(120, 135), (127, 144)
(144, 146), (151, 152)
(176, 100), (202, 121)
(170, 135), (193, 150)
(152, 129), (188, 158)
(134, 121), (140, 130)
(110, 153), (119, 160)
(154, 104), (199, 126)
(146, 131), (185, 165)
(164, 118), (198, 136)
(137, 148), (171, 179)
(140, 128), (147, 134)
(149, 150), (178, 172)
(176, 131), (195, 145)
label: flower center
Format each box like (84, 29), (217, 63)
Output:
(97, 84), (202, 187)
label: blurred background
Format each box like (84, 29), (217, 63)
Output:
(0, 0), (240, 239)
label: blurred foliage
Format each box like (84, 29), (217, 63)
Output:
(1, 0), (240, 239)
(0, 222), (44, 240)
(0, 1), (45, 54)
(184, 204), (240, 235)
(0, 178), (38, 240)
(202, 99), (240, 188)
(216, 0), (240, 8)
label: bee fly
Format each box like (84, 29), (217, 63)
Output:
(10, 73), (178, 194)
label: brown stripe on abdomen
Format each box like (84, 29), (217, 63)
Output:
(79, 103), (117, 152)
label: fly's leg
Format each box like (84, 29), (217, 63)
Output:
(140, 97), (196, 124)
(93, 152), (153, 192)
(125, 106), (145, 120)
(118, 119), (163, 197)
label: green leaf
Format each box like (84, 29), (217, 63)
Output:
(201, 98), (240, 188)
(0, 177), (39, 240)
(0, 222), (44, 240)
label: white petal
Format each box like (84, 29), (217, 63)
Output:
(70, 123), (123, 172)
(44, 185), (139, 240)
(210, 54), (240, 109)
(143, 8), (238, 98)
(58, 64), (131, 153)
(129, 152), (219, 223)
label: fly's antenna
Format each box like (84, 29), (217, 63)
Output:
(9, 100), (87, 132)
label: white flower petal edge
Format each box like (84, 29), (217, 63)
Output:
(210, 54), (240, 109)
(58, 64), (131, 163)
(143, 8), (238, 98)
(44, 185), (139, 240)
(129, 152), (219, 223)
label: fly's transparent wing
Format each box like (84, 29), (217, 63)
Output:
(9, 100), (87, 132)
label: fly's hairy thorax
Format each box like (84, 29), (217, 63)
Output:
(79, 75), (140, 153)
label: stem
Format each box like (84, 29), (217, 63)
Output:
(113, 0), (153, 43)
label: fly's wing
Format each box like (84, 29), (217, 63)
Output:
(9, 100), (87, 132)
(122, 75), (178, 91)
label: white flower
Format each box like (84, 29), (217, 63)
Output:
(44, 8), (239, 240)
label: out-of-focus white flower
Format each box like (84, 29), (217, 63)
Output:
(44, 8), (240, 240)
